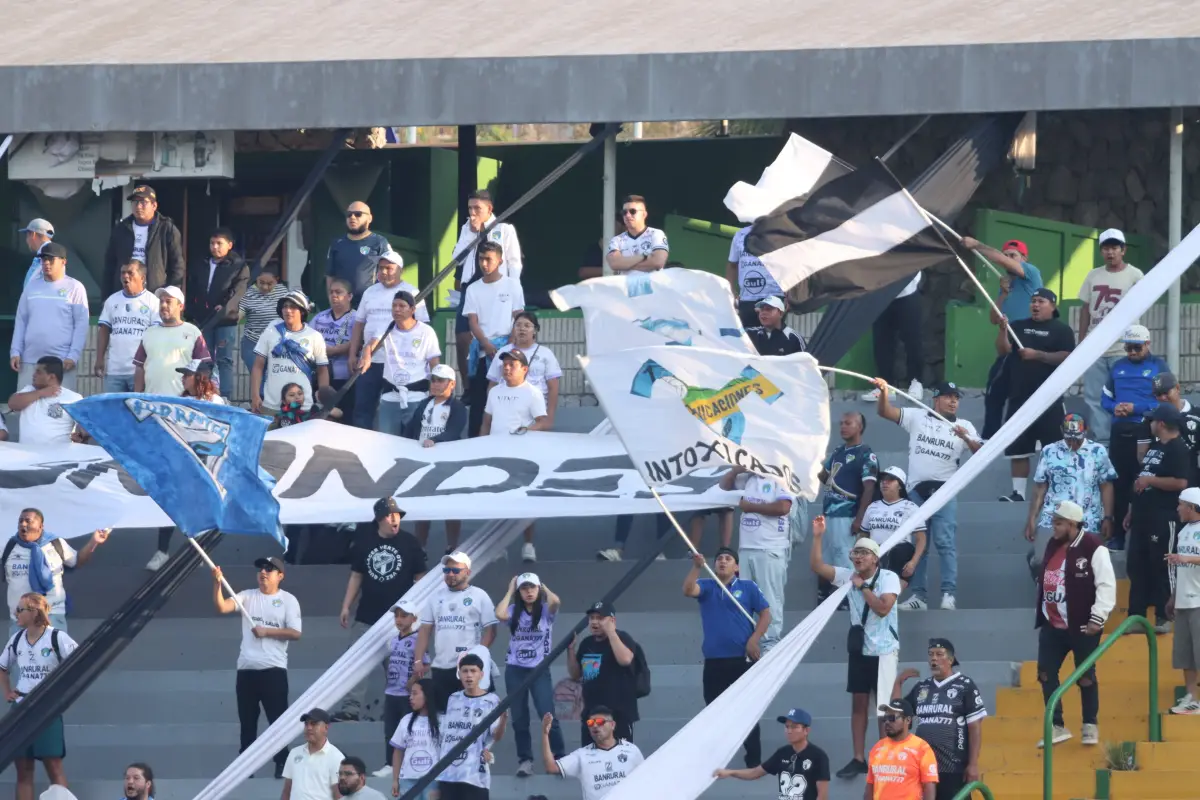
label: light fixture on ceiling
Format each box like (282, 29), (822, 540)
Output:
(1009, 111), (1037, 172)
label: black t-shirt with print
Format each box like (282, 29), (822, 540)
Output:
(350, 524), (428, 624)
(761, 743), (830, 800)
(1133, 436), (1192, 516)
(1006, 317), (1076, 400)
(574, 631), (640, 721)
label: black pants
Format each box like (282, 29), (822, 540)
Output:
(1128, 510), (1175, 621)
(1037, 626), (1100, 726)
(467, 356), (490, 437)
(703, 657), (761, 766)
(983, 354), (1012, 440)
(580, 709), (634, 747)
(236, 667), (290, 768)
(383, 694), (412, 766)
(437, 782), (489, 800)
(936, 772), (967, 800)
(431, 667), (461, 713)
(157, 526), (173, 553)
(871, 292), (923, 386)
(1110, 421), (1150, 545)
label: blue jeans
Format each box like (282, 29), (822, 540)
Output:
(213, 324), (238, 398)
(377, 399), (421, 437)
(505, 663), (564, 762)
(1083, 356), (1119, 443)
(397, 779), (435, 800)
(241, 336), (259, 376)
(353, 362), (386, 429)
(102, 374), (136, 393)
(821, 516), (854, 570)
(909, 491), (958, 600)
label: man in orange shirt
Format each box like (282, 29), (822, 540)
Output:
(865, 699), (938, 800)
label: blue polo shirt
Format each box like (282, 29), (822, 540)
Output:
(1000, 261), (1043, 321)
(696, 577), (770, 659)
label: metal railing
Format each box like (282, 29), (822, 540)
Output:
(1043, 614), (1159, 800)
(951, 781), (995, 800)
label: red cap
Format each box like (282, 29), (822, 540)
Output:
(1002, 239), (1029, 258)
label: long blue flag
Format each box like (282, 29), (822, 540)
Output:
(66, 394), (285, 546)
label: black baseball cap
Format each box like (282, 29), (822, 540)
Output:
(1154, 373), (1180, 394)
(879, 698), (915, 717)
(587, 601), (616, 617)
(1032, 287), (1061, 317)
(931, 381), (962, 399)
(373, 497), (405, 521)
(38, 242), (68, 260)
(127, 185), (157, 201)
(254, 556), (285, 572)
(499, 349), (529, 367)
(1148, 403), (1184, 427)
(927, 637), (960, 667)
(300, 708), (331, 724)
(714, 546), (739, 564)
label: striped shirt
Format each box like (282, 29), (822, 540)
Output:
(238, 285), (289, 343)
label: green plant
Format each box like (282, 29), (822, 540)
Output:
(1102, 741), (1137, 771)
(695, 119), (785, 137)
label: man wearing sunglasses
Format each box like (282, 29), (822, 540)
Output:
(605, 195), (669, 274)
(413, 551), (499, 712)
(1152, 372), (1200, 484)
(211, 555), (301, 779)
(1102, 325), (1170, 550)
(544, 706), (644, 800)
(866, 699), (938, 799)
(327, 201), (391, 305)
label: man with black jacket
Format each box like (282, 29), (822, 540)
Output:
(104, 185), (185, 295)
(1153, 372), (1200, 484)
(402, 364), (467, 551)
(187, 227), (249, 397)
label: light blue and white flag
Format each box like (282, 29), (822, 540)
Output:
(65, 394), (284, 546)
(550, 269), (755, 355)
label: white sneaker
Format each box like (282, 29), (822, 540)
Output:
(145, 550), (169, 571)
(1172, 692), (1196, 712)
(522, 542), (537, 562)
(898, 596), (928, 611)
(515, 759), (534, 777)
(372, 765), (393, 778)
(941, 594), (957, 611)
(655, 553), (667, 560)
(1081, 723), (1099, 745)
(1037, 725), (1072, 748)
(860, 387), (896, 402)
(596, 548), (623, 562)
(907, 379), (925, 399)
(1172, 700), (1200, 715)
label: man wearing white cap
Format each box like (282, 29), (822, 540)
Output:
(809, 516), (901, 779)
(133, 285), (210, 396)
(1168, 488), (1200, 714)
(402, 364), (467, 551)
(18, 218), (54, 288)
(1035, 500), (1115, 747)
(9, 242), (88, 392)
(745, 296), (805, 356)
(251, 288), (329, 414)
(1078, 228), (1144, 443)
(412, 551), (499, 712)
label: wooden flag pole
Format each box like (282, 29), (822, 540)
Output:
(186, 536), (256, 627)
(818, 366), (959, 430)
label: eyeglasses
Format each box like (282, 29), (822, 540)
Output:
(346, 210), (367, 218)
(585, 717), (613, 727)
(621, 208), (639, 216)
(337, 769), (361, 777)
(442, 567), (463, 574)
(882, 715), (904, 723)
(131, 198), (155, 206)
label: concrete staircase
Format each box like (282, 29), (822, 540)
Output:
(0, 396), (1114, 799)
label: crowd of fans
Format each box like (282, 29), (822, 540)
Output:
(4, 186), (1200, 800)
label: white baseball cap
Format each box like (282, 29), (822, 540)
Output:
(1123, 324), (1150, 344)
(1054, 500), (1085, 523)
(378, 249), (404, 266)
(1181, 487), (1200, 507)
(516, 572), (541, 588)
(391, 599), (421, 616)
(850, 538), (881, 557)
(442, 551), (472, 569)
(155, 285), (185, 304)
(430, 364), (456, 381)
(755, 296), (786, 312)
(1099, 228), (1126, 246)
(879, 466), (908, 488)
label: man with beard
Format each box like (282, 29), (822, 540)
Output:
(566, 602), (644, 746)
(545, 706), (645, 800)
(713, 707), (831, 800)
(327, 201), (391, 305)
(865, 700), (938, 800)
(121, 762), (156, 800)
(335, 757), (387, 799)
(1152, 372), (1200, 484)
(893, 639), (987, 800)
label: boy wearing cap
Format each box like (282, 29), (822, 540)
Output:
(283, 708), (344, 800)
(211, 556), (301, 779)
(867, 699), (939, 799)
(894, 639), (987, 799)
(10, 241), (88, 392)
(714, 707), (830, 800)
(1036, 500), (1115, 746)
(1168, 488), (1200, 714)
(19, 218), (54, 289)
(133, 285), (210, 396)
(480, 349), (549, 437)
(103, 184), (184, 296)
(994, 287), (1075, 502)
(1126, 403), (1191, 632)
(367, 291), (440, 436)
(746, 296), (805, 356)
(684, 547), (771, 767)
(336, 497), (427, 722)
(377, 600), (428, 776)
(1078, 229), (1144, 443)
(96, 260), (161, 392)
(252, 288), (329, 415)
(1152, 372), (1200, 483)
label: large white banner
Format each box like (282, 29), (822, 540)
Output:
(550, 269), (756, 355)
(579, 347), (829, 499)
(0, 421), (740, 536)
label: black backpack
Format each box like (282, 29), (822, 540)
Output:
(631, 641), (652, 699)
(8, 628), (65, 665)
(1, 538), (68, 579)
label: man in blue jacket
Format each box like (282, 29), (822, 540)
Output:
(402, 363), (467, 552)
(1103, 324), (1169, 550)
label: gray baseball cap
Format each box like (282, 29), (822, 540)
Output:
(20, 219), (54, 236)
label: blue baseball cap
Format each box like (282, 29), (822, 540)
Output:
(777, 708), (812, 726)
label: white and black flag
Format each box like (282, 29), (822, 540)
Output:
(722, 133), (851, 223)
(743, 159), (954, 310)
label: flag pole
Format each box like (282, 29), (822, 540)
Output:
(879, 115), (931, 164)
(923, 213), (1006, 280)
(186, 535), (256, 627)
(817, 366), (959, 430)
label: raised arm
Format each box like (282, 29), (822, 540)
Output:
(683, 553), (704, 597)
(809, 515), (837, 583)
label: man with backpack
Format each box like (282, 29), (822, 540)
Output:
(3, 508), (111, 637)
(566, 601), (649, 747)
(0, 593), (79, 800)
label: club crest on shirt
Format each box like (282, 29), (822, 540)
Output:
(41, 647), (52, 658)
(272, 598), (283, 607)
(463, 597), (473, 607)
(917, 687), (929, 702)
(359, 245), (371, 255)
(618, 753), (628, 763)
(491, 230), (502, 241)
(946, 688), (958, 699)
(57, 288), (67, 298)
(1076, 557), (1089, 570)
(47, 403), (64, 419)
(802, 759), (812, 770)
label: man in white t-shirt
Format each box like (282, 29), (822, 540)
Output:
(606, 194), (669, 273)
(874, 379), (983, 611)
(251, 288), (329, 414)
(95, 259), (160, 392)
(412, 551), (499, 712)
(463, 240), (525, 435)
(133, 286), (211, 395)
(367, 291), (440, 437)
(348, 249), (428, 430)
(8, 356), (84, 446)
(4, 508), (110, 637)
(1169, 488), (1200, 714)
(545, 705), (644, 800)
(282, 708), (344, 800)
(480, 350), (549, 437)
(719, 465), (794, 651)
(212, 556), (302, 780)
(1078, 228), (1144, 443)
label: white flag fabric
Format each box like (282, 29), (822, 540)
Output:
(578, 347), (829, 499)
(550, 269), (755, 355)
(723, 133), (846, 223)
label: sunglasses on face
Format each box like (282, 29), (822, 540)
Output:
(586, 717), (613, 727)
(346, 210), (367, 218)
(14, 607), (30, 614)
(1125, 344), (1144, 351)
(258, 566), (279, 573)
(442, 567), (463, 574)
(621, 208), (639, 216)
(882, 714), (904, 723)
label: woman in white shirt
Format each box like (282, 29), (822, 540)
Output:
(858, 466), (926, 588)
(485, 311), (561, 427)
(389, 678), (441, 800)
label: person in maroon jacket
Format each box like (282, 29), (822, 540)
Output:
(1035, 500), (1116, 749)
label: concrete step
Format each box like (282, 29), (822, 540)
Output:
(996, 684), (1177, 716)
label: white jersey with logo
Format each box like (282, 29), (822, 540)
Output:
(453, 218), (524, 285)
(440, 690), (503, 788)
(390, 713), (440, 780)
(5, 538), (78, 623)
(132, 223), (149, 262)
(860, 498), (925, 546)
(735, 473), (794, 550)
(898, 409), (977, 486)
(98, 289), (160, 375)
(420, 585), (499, 669)
(17, 385), (82, 446)
(419, 399), (455, 441)
(254, 323), (329, 412)
(608, 228), (669, 260)
(0, 626), (78, 697)
(557, 740), (645, 800)
(355, 281), (429, 365)
(729, 226), (783, 302)
(379, 320), (440, 404)
(1175, 521), (1200, 610)
(235, 588), (302, 670)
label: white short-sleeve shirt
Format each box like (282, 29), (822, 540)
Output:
(98, 289), (161, 375)
(355, 281), (429, 365)
(463, 276), (525, 340)
(735, 473), (794, 550)
(608, 228), (669, 260)
(379, 320), (440, 404)
(17, 385), (82, 446)
(253, 323), (329, 412)
(484, 380), (547, 435)
(281, 741), (345, 800)
(485, 343), (562, 398)
(859, 498), (925, 546)
(557, 741), (645, 800)
(832, 566), (902, 657)
(728, 226), (783, 302)
(897, 409), (977, 486)
(0, 626), (79, 697)
(420, 584), (499, 670)
(234, 588), (302, 671)
(5, 538), (78, 622)
(389, 713), (440, 780)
